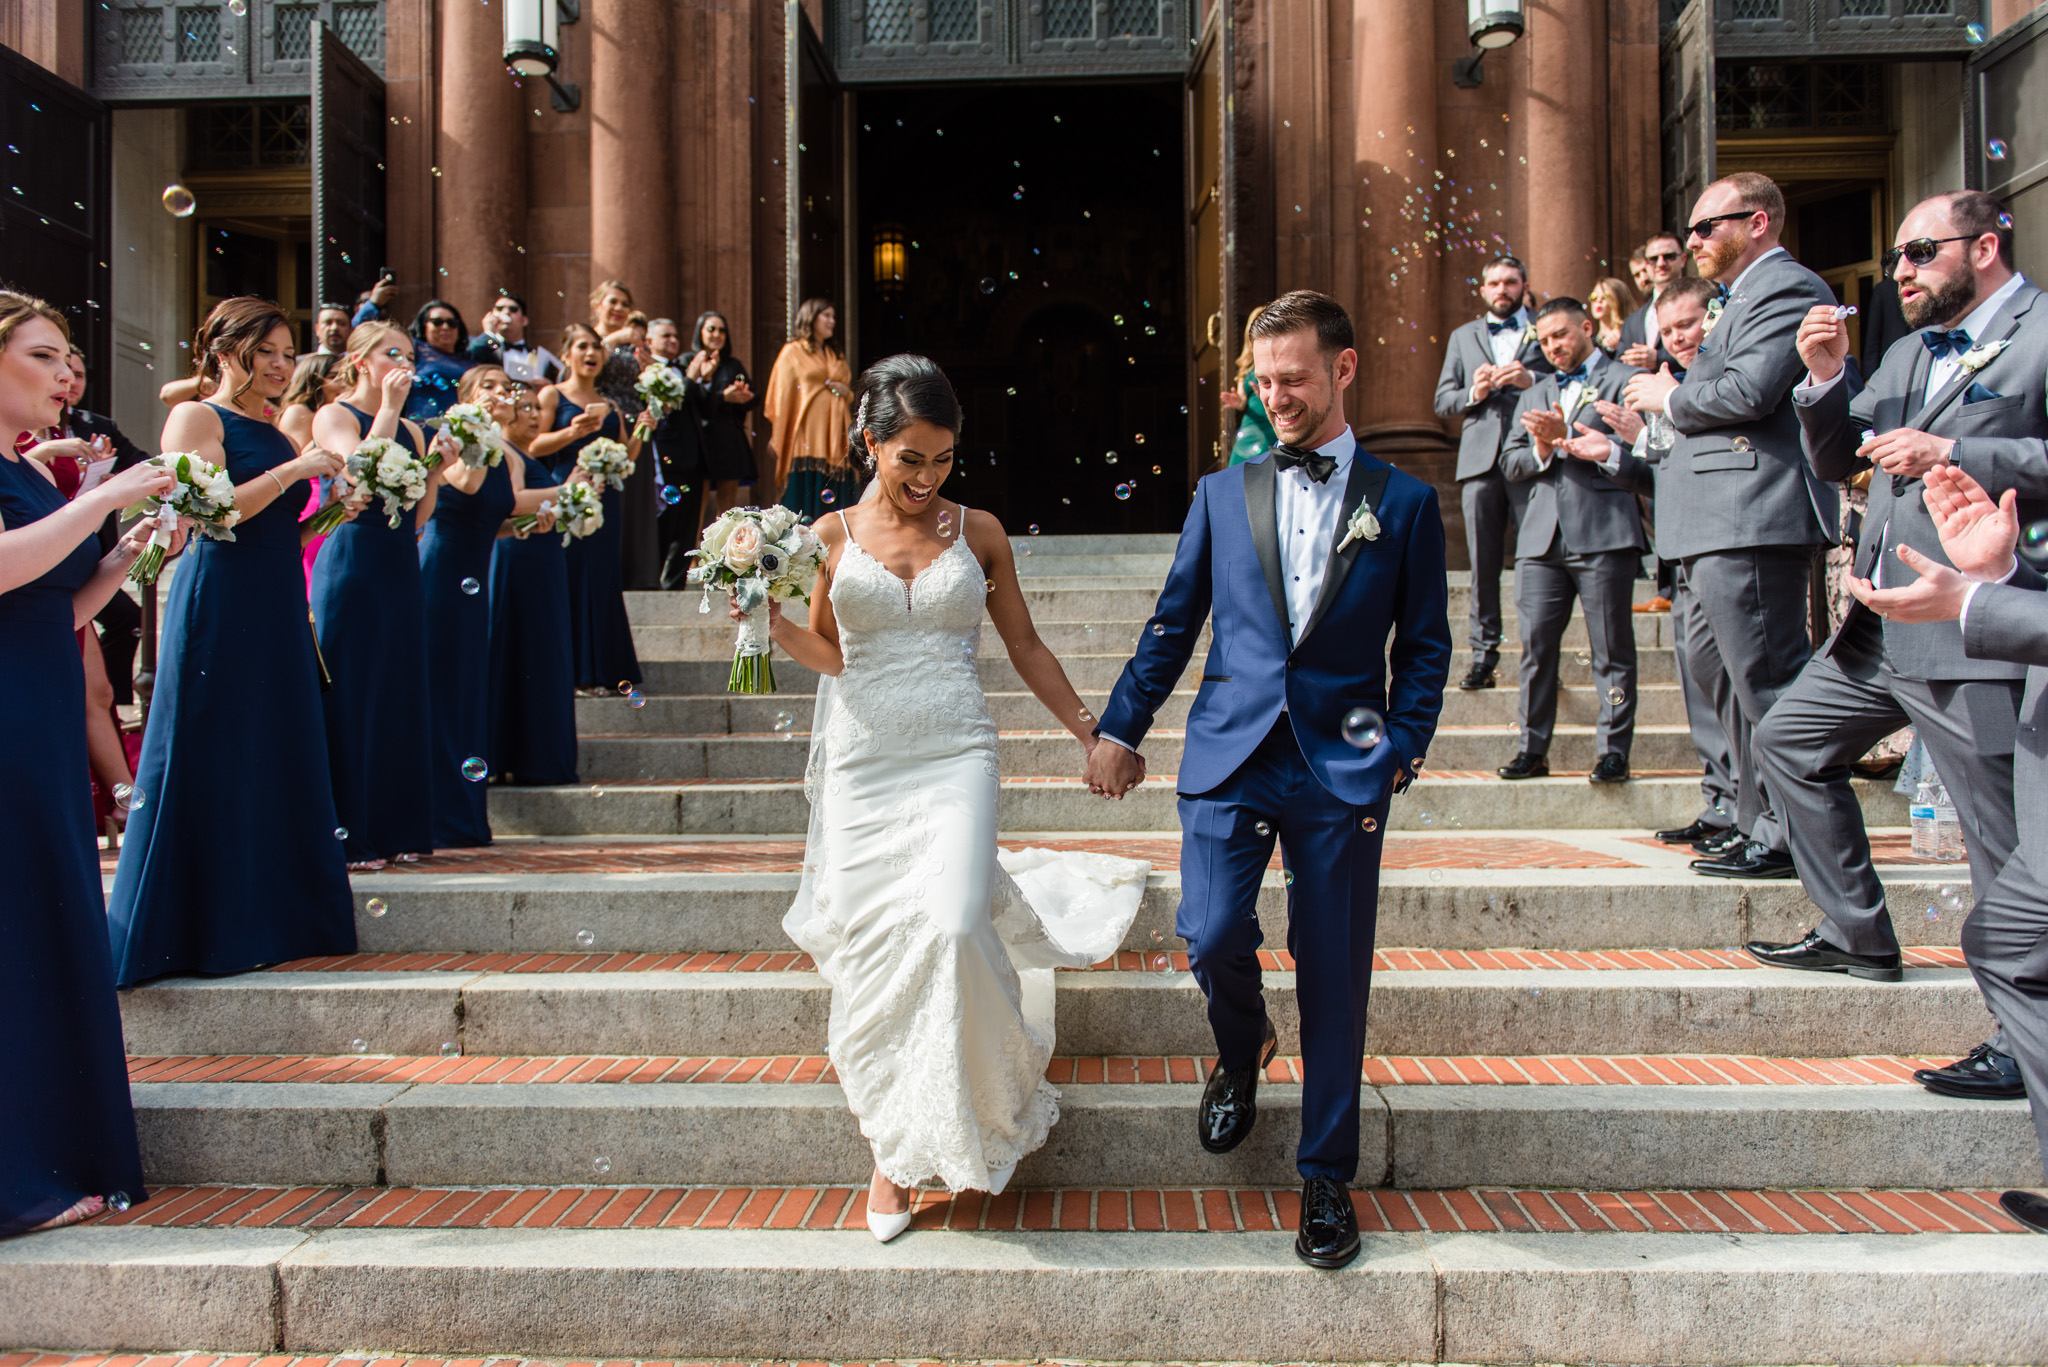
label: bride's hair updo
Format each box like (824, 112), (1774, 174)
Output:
(849, 353), (963, 472)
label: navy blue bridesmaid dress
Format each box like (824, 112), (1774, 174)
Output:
(109, 403), (354, 987)
(309, 403), (433, 863)
(419, 449), (514, 846)
(486, 451), (580, 785)
(542, 397), (642, 690)
(0, 452), (147, 1232)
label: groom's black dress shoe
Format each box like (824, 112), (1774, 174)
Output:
(1295, 1177), (1361, 1269)
(1691, 825), (1747, 857)
(1744, 929), (1902, 983)
(1691, 840), (1797, 879)
(1914, 1041), (2027, 1099)
(1999, 1190), (2048, 1234)
(1657, 818), (1729, 845)
(1199, 1017), (1278, 1154)
(1588, 752), (1630, 784)
(1457, 662), (1497, 691)
(1497, 751), (1549, 780)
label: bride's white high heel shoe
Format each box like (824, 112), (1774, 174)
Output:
(867, 1200), (914, 1243)
(987, 1160), (1017, 1195)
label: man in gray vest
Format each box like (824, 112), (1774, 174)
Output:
(1624, 172), (1839, 879)
(1745, 192), (2044, 1103)
(1842, 459), (2048, 1234)
(1434, 255), (1550, 691)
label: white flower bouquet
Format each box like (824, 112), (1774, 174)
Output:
(127, 451), (240, 585)
(509, 496), (555, 538)
(632, 364), (689, 440)
(425, 402), (507, 468)
(554, 480), (604, 546)
(577, 436), (635, 491)
(306, 436), (436, 533)
(687, 504), (827, 693)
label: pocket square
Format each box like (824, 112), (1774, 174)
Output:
(1963, 381), (2004, 404)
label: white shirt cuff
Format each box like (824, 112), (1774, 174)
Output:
(1601, 440), (1626, 475)
(1098, 732), (1136, 752)
(1794, 368), (1846, 403)
(1959, 560), (2023, 631)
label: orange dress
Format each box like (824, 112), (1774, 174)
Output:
(762, 340), (853, 488)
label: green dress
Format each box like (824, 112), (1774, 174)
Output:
(1228, 373), (1278, 466)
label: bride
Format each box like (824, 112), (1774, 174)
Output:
(754, 353), (1147, 1242)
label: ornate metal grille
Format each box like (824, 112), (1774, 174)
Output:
(1716, 60), (1885, 131)
(120, 7), (164, 63)
(332, 3), (380, 64)
(864, 0), (914, 45)
(94, 1), (386, 100)
(275, 4), (316, 61)
(1706, 0), (1984, 57)
(835, 0), (1187, 81)
(189, 100), (311, 169)
(177, 6), (221, 61)
(1043, 0), (1092, 39)
(928, 0), (978, 42)
(1109, 0), (1160, 37)
(1814, 61), (1883, 125)
(1839, 0), (1886, 13)
(1902, 0), (1953, 13)
(1731, 0), (1780, 17)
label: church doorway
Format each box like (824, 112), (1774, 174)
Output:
(850, 82), (1188, 536)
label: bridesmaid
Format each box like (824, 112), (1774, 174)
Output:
(487, 384), (579, 785)
(532, 325), (644, 695)
(762, 297), (855, 519)
(108, 297), (355, 987)
(309, 322), (435, 869)
(0, 291), (170, 1233)
(418, 365), (543, 845)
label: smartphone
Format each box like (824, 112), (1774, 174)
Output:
(377, 266), (394, 283)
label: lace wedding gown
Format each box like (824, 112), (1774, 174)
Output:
(783, 514), (1147, 1193)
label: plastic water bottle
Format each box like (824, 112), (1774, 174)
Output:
(1933, 780), (1964, 862)
(1910, 779), (1939, 858)
(1644, 411), (1675, 452)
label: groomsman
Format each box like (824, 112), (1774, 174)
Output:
(1618, 232), (1688, 373)
(1843, 460), (2048, 1233)
(1495, 299), (1648, 783)
(1624, 173), (1838, 879)
(467, 292), (564, 385)
(1434, 255), (1551, 691)
(644, 318), (704, 588)
(1746, 193), (2045, 1098)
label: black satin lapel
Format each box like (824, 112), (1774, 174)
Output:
(1242, 458), (1292, 635)
(1297, 459), (1392, 646)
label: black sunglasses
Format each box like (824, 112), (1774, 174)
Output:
(424, 315), (458, 327)
(1685, 210), (1757, 242)
(1644, 250), (1685, 263)
(1882, 235), (1979, 279)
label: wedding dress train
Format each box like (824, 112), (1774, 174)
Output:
(783, 515), (1146, 1194)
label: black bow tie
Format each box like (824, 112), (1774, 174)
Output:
(1486, 317), (1519, 335)
(1922, 328), (1973, 361)
(1272, 445), (1338, 484)
(1555, 366), (1589, 388)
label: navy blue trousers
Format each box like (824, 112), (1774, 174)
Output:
(1176, 716), (1388, 1181)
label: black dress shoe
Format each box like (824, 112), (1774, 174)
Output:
(1588, 752), (1630, 784)
(1692, 840), (1798, 880)
(1497, 751), (1549, 780)
(1657, 818), (1730, 845)
(1999, 1190), (2048, 1234)
(1294, 1176), (1361, 1269)
(1744, 929), (1902, 983)
(1457, 662), (1497, 691)
(1198, 1017), (1278, 1154)
(1914, 1041), (2028, 1099)
(1692, 825), (1747, 857)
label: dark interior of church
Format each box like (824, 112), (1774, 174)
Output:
(854, 81), (1187, 536)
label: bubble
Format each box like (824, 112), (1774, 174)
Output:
(618, 680), (633, 694)
(1361, 816), (1378, 832)
(593, 1155), (612, 1174)
(1283, 869), (1295, 886)
(773, 710), (796, 734)
(1028, 524), (1040, 534)
(1731, 435), (1753, 453)
(1078, 706), (1095, 723)
(1152, 953), (1171, 970)
(627, 691), (646, 708)
(1938, 884), (1966, 913)
(1484, 893), (1503, 913)
(590, 786), (604, 796)
(1429, 868), (1444, 883)
(1574, 650), (1590, 665)
(2022, 521), (2048, 566)
(460, 576), (481, 595)
(576, 929), (595, 948)
(334, 826), (349, 841)
(979, 277), (997, 294)
(822, 488), (837, 505)
(350, 1038), (368, 1054)
(1606, 686), (1627, 706)
(461, 756), (489, 781)
(1115, 484), (1132, 500)
(1966, 19), (1986, 41)
(439, 1041), (459, 1057)
(1988, 138), (2010, 161)
(160, 183), (196, 217)
(108, 1191), (132, 1212)
(1254, 820), (1272, 836)
(365, 897), (388, 917)
(1104, 451), (1118, 465)
(1151, 624), (1166, 636)
(227, 0), (246, 13)
(2000, 212), (2015, 230)
(1342, 708), (1385, 749)
(659, 484), (683, 506)
(1006, 387), (1017, 396)
(1530, 988), (1543, 998)
(1926, 904), (1941, 922)
(112, 782), (133, 806)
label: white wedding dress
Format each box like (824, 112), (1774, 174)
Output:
(783, 513), (1147, 1193)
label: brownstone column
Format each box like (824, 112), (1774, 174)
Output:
(1515, 0), (1608, 301)
(590, 0), (675, 313)
(435, 0), (527, 317)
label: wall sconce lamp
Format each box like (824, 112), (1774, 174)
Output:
(1453, 0), (1524, 88)
(504, 0), (582, 113)
(873, 225), (907, 297)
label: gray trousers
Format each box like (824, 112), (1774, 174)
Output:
(1682, 546), (1818, 853)
(1461, 470), (1519, 664)
(1515, 545), (1639, 756)
(1962, 848), (2048, 1176)
(1751, 608), (2023, 957)
(1670, 564), (1738, 826)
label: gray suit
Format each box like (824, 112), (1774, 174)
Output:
(1434, 315), (1552, 666)
(1659, 250), (1840, 851)
(1958, 574), (2048, 1176)
(1500, 358), (1650, 756)
(1757, 280), (2048, 958)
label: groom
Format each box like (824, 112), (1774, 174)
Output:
(1085, 290), (1451, 1268)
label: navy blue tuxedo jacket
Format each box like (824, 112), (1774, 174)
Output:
(1099, 446), (1452, 805)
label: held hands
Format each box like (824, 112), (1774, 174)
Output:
(1795, 304), (1852, 383)
(1595, 399), (1644, 443)
(1622, 364), (1680, 415)
(1469, 363), (1497, 404)
(1859, 427), (1954, 480)
(1082, 740), (1146, 800)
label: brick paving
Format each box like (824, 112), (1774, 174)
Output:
(69, 1183), (2029, 1236)
(126, 1052), (1949, 1087)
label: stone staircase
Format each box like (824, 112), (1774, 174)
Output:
(8, 534), (2048, 1366)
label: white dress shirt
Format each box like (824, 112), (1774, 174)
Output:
(1487, 309), (1533, 367)
(496, 338), (564, 385)
(1528, 351), (1626, 477)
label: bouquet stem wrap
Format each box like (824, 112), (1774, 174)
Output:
(730, 592), (775, 694)
(129, 504), (180, 586)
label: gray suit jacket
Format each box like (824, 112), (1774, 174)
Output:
(1617, 298), (1678, 372)
(1499, 359), (1651, 559)
(1659, 250), (1840, 559)
(1963, 568), (2048, 868)
(1434, 315), (1553, 482)
(1799, 280), (2048, 680)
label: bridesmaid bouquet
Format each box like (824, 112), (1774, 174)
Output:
(687, 504), (826, 694)
(631, 364), (688, 440)
(307, 436), (437, 533)
(127, 451), (240, 585)
(554, 480), (604, 546)
(577, 436), (635, 491)
(426, 402), (507, 468)
(509, 496), (554, 538)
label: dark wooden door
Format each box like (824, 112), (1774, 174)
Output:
(1184, 0), (1235, 484)
(0, 47), (113, 384)
(310, 18), (385, 313)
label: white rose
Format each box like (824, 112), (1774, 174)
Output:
(701, 517), (733, 562)
(761, 505), (797, 537)
(724, 521), (763, 571)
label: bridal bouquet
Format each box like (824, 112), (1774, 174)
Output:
(509, 495), (555, 538)
(127, 451), (239, 586)
(554, 480), (604, 546)
(577, 436), (635, 492)
(307, 436), (436, 533)
(687, 504), (827, 694)
(425, 402), (507, 468)
(631, 364), (688, 440)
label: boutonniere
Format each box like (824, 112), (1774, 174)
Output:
(1336, 498), (1381, 552)
(1701, 297), (1726, 337)
(1520, 322), (1537, 348)
(1959, 339), (2011, 374)
(1559, 381), (1593, 421)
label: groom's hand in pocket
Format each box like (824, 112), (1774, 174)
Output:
(1084, 741), (1145, 800)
